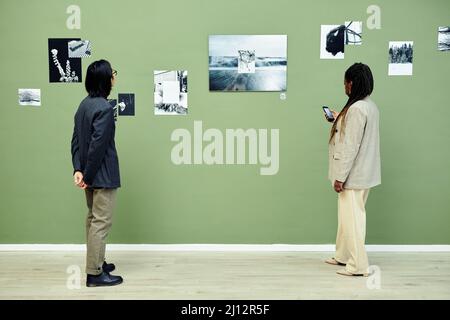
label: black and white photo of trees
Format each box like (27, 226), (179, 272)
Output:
(388, 41), (413, 76)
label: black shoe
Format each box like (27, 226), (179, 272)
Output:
(86, 271), (123, 287)
(102, 261), (116, 273)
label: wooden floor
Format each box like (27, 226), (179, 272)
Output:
(0, 251), (449, 299)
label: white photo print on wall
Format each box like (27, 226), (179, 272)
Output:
(320, 25), (345, 59)
(345, 21), (362, 45)
(438, 26), (450, 51)
(68, 40), (92, 58)
(154, 70), (188, 115)
(388, 41), (413, 76)
(18, 89), (41, 106)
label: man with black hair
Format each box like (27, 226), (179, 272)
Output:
(71, 59), (123, 287)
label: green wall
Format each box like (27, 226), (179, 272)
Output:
(0, 0), (449, 244)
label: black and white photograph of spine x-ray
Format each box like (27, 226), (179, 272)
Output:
(438, 26), (450, 51)
(209, 35), (287, 91)
(154, 70), (188, 115)
(320, 25), (345, 59)
(48, 38), (82, 83)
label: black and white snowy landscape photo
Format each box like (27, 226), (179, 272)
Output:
(154, 70), (188, 115)
(118, 93), (135, 116)
(48, 38), (82, 83)
(18, 89), (41, 106)
(388, 41), (413, 76)
(320, 25), (345, 59)
(345, 21), (362, 45)
(68, 40), (92, 58)
(438, 26), (450, 51)
(209, 35), (287, 91)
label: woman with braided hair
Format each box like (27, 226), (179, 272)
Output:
(325, 63), (381, 277)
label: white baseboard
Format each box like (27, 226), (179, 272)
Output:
(0, 244), (449, 252)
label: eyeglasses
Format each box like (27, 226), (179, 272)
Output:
(112, 69), (118, 76)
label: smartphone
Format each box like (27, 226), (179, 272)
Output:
(322, 106), (335, 122)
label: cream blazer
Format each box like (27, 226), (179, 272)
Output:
(328, 96), (381, 189)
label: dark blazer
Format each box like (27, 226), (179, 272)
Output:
(71, 96), (120, 188)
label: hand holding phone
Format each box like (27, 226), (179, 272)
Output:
(323, 106), (335, 122)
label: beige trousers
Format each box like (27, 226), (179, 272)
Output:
(85, 188), (117, 275)
(335, 188), (370, 275)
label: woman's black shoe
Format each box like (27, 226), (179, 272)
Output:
(86, 271), (123, 287)
(102, 261), (116, 273)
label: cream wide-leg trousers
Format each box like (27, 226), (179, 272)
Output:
(334, 188), (370, 275)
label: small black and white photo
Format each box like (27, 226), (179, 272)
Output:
(320, 25), (345, 59)
(48, 38), (82, 83)
(345, 21), (362, 45)
(154, 70), (188, 115)
(68, 40), (92, 58)
(438, 26), (450, 51)
(388, 41), (413, 76)
(18, 89), (41, 106)
(118, 93), (135, 116)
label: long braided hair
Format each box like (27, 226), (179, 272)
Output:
(329, 63), (374, 143)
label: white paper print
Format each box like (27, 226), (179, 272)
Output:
(320, 25), (345, 59)
(345, 21), (362, 45)
(438, 26), (450, 51)
(154, 70), (188, 115)
(162, 81), (181, 104)
(18, 89), (41, 106)
(388, 41), (413, 76)
(68, 40), (92, 58)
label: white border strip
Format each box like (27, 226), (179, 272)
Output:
(0, 244), (449, 252)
